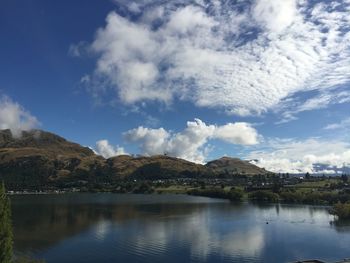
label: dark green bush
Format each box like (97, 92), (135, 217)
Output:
(331, 202), (350, 219)
(248, 190), (279, 202)
(188, 188), (243, 201)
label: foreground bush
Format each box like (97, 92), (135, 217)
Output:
(331, 202), (350, 219)
(1, 183), (45, 263)
(0, 183), (12, 263)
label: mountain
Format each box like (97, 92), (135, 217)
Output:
(205, 157), (269, 175)
(0, 129), (105, 189)
(0, 129), (271, 189)
(0, 129), (94, 156)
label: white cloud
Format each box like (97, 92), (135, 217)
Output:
(90, 12), (171, 104)
(80, 0), (350, 117)
(248, 138), (350, 174)
(214, 123), (258, 145)
(166, 5), (217, 35)
(0, 95), (39, 138)
(252, 0), (297, 33)
(95, 139), (127, 158)
(124, 118), (259, 163)
(124, 126), (170, 156)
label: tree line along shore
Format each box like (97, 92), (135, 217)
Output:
(5, 173), (350, 220)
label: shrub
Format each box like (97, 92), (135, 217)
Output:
(0, 182), (13, 263)
(331, 202), (350, 219)
(248, 190), (279, 202)
(188, 188), (243, 201)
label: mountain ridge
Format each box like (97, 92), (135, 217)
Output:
(0, 129), (271, 189)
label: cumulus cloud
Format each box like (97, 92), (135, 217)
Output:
(124, 118), (259, 163)
(0, 96), (39, 138)
(124, 126), (170, 156)
(79, 0), (350, 118)
(214, 123), (258, 145)
(95, 139), (127, 158)
(252, 0), (297, 33)
(248, 138), (350, 174)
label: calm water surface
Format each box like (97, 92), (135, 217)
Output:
(10, 193), (350, 263)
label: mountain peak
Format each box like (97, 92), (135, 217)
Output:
(0, 129), (95, 157)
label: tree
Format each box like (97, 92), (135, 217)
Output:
(0, 182), (13, 263)
(305, 172), (311, 179)
(341, 174), (348, 183)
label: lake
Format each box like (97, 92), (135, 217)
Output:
(10, 193), (350, 263)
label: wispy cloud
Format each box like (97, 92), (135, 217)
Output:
(324, 117), (350, 130)
(277, 89), (350, 123)
(78, 0), (350, 118)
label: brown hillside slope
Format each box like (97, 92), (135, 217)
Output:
(0, 129), (271, 189)
(107, 155), (210, 179)
(205, 156), (268, 175)
(0, 129), (104, 188)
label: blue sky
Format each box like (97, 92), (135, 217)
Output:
(0, 0), (350, 173)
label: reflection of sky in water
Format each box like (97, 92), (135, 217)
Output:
(121, 210), (265, 261)
(10, 194), (350, 263)
(94, 220), (111, 241)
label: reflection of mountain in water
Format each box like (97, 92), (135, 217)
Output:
(13, 203), (189, 251)
(12, 194), (266, 260)
(11, 194), (350, 263)
(11, 194), (236, 253)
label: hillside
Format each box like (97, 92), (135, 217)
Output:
(107, 155), (210, 179)
(205, 157), (269, 175)
(0, 129), (94, 157)
(0, 129), (271, 189)
(0, 129), (105, 189)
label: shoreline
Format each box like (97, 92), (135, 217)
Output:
(6, 190), (335, 207)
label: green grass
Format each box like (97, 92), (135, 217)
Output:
(295, 179), (339, 188)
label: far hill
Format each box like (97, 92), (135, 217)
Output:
(205, 157), (269, 175)
(107, 155), (210, 179)
(0, 129), (272, 189)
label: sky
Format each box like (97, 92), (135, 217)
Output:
(0, 0), (350, 174)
